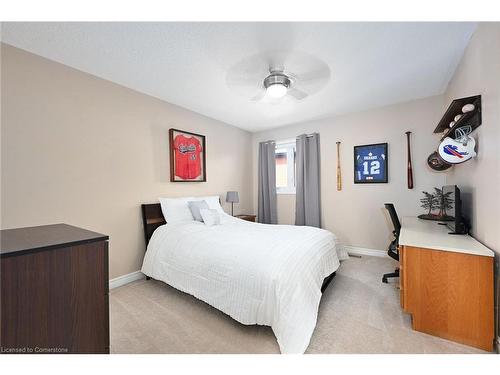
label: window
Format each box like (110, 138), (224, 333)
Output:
(275, 140), (296, 194)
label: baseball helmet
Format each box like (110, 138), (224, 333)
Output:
(438, 136), (476, 164)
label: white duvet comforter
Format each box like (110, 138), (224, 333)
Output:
(141, 214), (348, 353)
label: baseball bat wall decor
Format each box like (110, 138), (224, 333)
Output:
(336, 141), (342, 191)
(405, 131), (414, 189)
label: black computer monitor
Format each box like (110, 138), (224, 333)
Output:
(442, 185), (468, 234)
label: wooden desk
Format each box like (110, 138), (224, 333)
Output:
(399, 217), (494, 351)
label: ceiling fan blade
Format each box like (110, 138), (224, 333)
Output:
(250, 91), (266, 102)
(288, 65), (330, 96)
(281, 51), (331, 95)
(295, 65), (331, 83)
(226, 53), (269, 98)
(287, 87), (308, 100)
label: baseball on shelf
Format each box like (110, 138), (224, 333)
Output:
(462, 103), (475, 113)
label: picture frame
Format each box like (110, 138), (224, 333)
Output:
(169, 128), (206, 182)
(353, 143), (388, 184)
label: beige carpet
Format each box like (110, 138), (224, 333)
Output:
(110, 255), (486, 354)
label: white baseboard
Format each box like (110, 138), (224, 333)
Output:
(109, 270), (144, 290)
(344, 245), (388, 258)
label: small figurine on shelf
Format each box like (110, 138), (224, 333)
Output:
(418, 187), (455, 221)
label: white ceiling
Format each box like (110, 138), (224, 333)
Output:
(1, 22), (476, 132)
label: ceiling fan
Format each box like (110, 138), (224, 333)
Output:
(226, 50), (331, 103)
(258, 70), (304, 101)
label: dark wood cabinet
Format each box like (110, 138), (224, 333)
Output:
(0, 224), (109, 354)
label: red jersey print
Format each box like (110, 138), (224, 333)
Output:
(173, 135), (203, 179)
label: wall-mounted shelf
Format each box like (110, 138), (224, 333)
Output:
(434, 95), (482, 140)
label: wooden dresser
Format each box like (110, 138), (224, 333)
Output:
(0, 224), (109, 354)
(399, 217), (494, 351)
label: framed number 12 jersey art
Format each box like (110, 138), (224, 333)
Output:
(354, 143), (388, 183)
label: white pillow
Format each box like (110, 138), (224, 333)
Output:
(194, 195), (225, 214)
(158, 197), (195, 223)
(199, 208), (221, 226)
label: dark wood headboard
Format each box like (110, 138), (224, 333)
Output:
(141, 198), (222, 248)
(141, 203), (165, 247)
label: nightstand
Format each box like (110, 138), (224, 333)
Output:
(235, 214), (256, 222)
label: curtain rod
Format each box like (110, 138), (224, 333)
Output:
(297, 133), (319, 138)
(262, 133), (318, 145)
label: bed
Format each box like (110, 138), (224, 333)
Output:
(140, 200), (348, 354)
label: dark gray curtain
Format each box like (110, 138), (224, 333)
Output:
(295, 133), (321, 227)
(258, 141), (277, 224)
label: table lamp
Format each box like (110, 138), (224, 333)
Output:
(226, 191), (239, 216)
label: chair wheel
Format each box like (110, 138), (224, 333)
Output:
(382, 276), (388, 283)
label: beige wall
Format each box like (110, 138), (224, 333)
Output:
(443, 23), (500, 255)
(441, 23), (500, 338)
(1, 44), (253, 279)
(253, 96), (447, 251)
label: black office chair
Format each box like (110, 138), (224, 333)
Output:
(382, 203), (401, 283)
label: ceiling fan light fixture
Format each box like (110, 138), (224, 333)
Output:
(266, 83), (288, 98)
(263, 73), (290, 99)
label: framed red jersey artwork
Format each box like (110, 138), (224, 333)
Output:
(169, 128), (206, 182)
